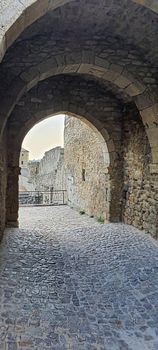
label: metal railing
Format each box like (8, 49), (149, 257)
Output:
(19, 190), (67, 206)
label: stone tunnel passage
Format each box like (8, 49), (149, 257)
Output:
(1, 0), (158, 239)
(0, 206), (158, 350)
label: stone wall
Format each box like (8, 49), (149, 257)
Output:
(19, 148), (29, 168)
(28, 161), (39, 185)
(19, 171), (34, 192)
(64, 116), (110, 221)
(35, 147), (66, 192)
(19, 148), (35, 192)
(122, 108), (158, 238)
(18, 146), (65, 194)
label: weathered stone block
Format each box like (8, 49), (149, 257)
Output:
(141, 104), (158, 126)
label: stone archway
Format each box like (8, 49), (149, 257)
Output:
(6, 75), (124, 228)
(6, 110), (120, 228)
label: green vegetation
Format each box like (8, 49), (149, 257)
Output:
(97, 216), (105, 224)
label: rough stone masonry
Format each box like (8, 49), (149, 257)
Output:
(64, 115), (110, 221)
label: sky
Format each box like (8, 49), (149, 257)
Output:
(22, 114), (65, 160)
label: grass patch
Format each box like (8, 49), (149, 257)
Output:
(97, 216), (105, 224)
(79, 210), (85, 215)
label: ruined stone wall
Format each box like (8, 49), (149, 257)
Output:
(28, 161), (39, 188)
(35, 147), (66, 191)
(19, 172), (35, 192)
(19, 149), (34, 192)
(64, 116), (110, 221)
(122, 110), (158, 238)
(19, 148), (29, 168)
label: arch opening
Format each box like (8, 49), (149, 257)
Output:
(8, 112), (115, 228)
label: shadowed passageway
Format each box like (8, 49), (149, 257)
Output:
(0, 206), (158, 349)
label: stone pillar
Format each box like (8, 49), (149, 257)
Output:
(6, 165), (21, 228)
(109, 158), (124, 223)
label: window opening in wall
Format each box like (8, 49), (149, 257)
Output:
(21, 161), (23, 165)
(82, 168), (86, 181)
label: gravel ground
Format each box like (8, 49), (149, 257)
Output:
(0, 206), (158, 350)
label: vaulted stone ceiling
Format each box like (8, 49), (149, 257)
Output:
(1, 0), (158, 89)
(15, 0), (158, 65)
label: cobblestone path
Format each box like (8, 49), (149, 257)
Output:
(0, 206), (158, 350)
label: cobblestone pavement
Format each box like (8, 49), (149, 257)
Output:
(0, 206), (158, 350)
